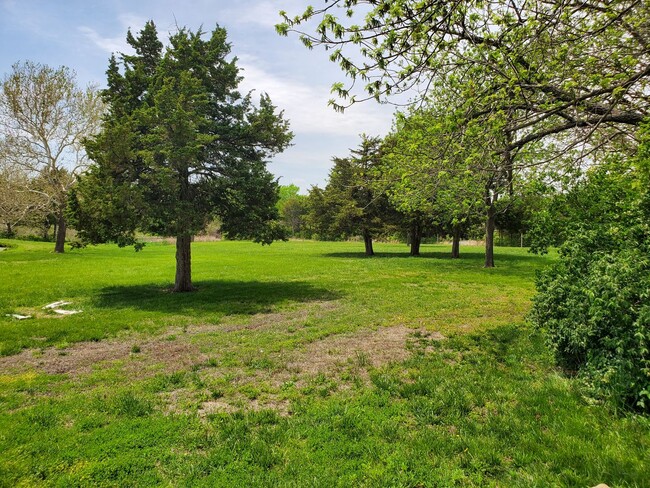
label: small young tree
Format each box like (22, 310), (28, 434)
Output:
(0, 62), (102, 251)
(70, 22), (292, 291)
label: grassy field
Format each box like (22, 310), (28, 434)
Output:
(0, 239), (648, 486)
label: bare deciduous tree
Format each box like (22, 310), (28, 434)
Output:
(0, 158), (50, 236)
(0, 61), (102, 251)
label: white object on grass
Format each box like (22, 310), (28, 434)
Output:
(52, 309), (82, 315)
(6, 314), (32, 320)
(43, 301), (72, 309)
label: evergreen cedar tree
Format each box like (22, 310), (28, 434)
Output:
(69, 22), (293, 292)
(312, 135), (395, 256)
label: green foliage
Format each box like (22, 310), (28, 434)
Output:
(381, 109), (488, 235)
(70, 21), (292, 249)
(276, 185), (308, 236)
(278, 0), (650, 221)
(305, 135), (398, 250)
(277, 184), (300, 204)
(530, 157), (650, 412)
(494, 180), (551, 247)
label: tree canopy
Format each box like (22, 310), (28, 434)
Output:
(278, 0), (649, 154)
(277, 184), (308, 236)
(307, 135), (395, 255)
(382, 109), (489, 258)
(71, 22), (292, 291)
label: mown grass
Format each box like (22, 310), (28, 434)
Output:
(1, 239), (540, 354)
(0, 239), (648, 486)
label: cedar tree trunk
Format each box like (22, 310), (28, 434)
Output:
(54, 213), (66, 253)
(451, 225), (461, 259)
(363, 229), (374, 256)
(410, 221), (422, 256)
(485, 202), (496, 268)
(174, 234), (194, 292)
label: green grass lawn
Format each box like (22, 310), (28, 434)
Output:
(0, 239), (648, 486)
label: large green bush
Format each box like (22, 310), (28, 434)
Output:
(530, 156), (650, 412)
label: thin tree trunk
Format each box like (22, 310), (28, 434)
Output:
(174, 234), (194, 292)
(451, 225), (461, 259)
(54, 213), (66, 253)
(410, 221), (421, 256)
(485, 202), (496, 268)
(363, 229), (374, 256)
(5, 223), (13, 237)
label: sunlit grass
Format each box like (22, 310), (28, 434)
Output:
(2, 239), (549, 354)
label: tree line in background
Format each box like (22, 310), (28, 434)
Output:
(276, 130), (545, 260)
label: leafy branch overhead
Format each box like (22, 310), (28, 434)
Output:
(277, 0), (650, 152)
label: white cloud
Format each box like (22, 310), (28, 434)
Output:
(78, 14), (149, 55)
(238, 57), (394, 138)
(224, 0), (304, 28)
(78, 27), (129, 55)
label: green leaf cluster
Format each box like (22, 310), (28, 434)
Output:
(279, 0), (650, 158)
(382, 109), (488, 233)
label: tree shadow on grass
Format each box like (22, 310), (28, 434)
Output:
(322, 250), (545, 263)
(94, 280), (341, 316)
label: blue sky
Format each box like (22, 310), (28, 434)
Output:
(0, 0), (396, 191)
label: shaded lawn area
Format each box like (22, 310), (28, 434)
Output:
(0, 239), (647, 486)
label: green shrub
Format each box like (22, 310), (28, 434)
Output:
(530, 158), (650, 412)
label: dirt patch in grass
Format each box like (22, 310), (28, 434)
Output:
(195, 326), (446, 415)
(0, 337), (205, 376)
(199, 399), (238, 415)
(285, 326), (442, 376)
(198, 397), (292, 417)
(0, 300), (340, 377)
(0, 299), (446, 416)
